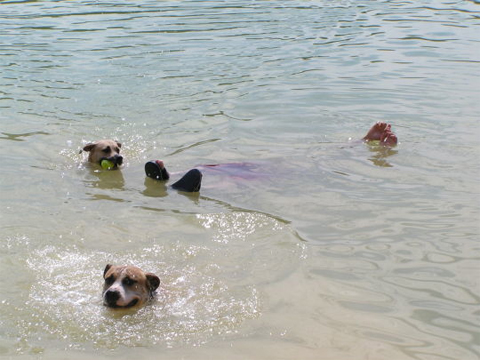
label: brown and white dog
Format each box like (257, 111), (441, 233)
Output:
(82, 139), (123, 168)
(102, 264), (160, 309)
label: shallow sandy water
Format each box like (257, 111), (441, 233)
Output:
(1, 1), (479, 359)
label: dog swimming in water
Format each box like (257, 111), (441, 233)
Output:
(102, 264), (160, 309)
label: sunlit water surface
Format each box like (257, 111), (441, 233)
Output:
(1, 1), (479, 359)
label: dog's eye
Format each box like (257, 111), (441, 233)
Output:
(105, 275), (115, 285)
(115, 147), (120, 153)
(102, 146), (111, 153)
(123, 277), (136, 286)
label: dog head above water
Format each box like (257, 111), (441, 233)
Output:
(102, 264), (160, 309)
(82, 139), (123, 168)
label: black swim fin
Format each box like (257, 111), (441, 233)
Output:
(171, 169), (202, 192)
(145, 161), (170, 180)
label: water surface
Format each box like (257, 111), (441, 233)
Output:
(1, 1), (479, 359)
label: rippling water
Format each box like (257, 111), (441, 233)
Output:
(1, 1), (479, 359)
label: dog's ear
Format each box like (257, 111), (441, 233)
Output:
(116, 141), (122, 149)
(146, 273), (160, 292)
(103, 264), (113, 279)
(83, 142), (97, 152)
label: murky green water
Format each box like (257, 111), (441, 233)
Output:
(1, 1), (479, 359)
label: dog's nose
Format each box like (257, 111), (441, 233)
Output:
(104, 290), (120, 306)
(114, 155), (123, 166)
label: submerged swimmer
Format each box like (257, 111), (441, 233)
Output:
(145, 122), (398, 192)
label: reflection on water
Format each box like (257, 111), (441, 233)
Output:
(84, 166), (126, 190)
(143, 177), (169, 198)
(367, 144), (398, 168)
(0, 0), (479, 359)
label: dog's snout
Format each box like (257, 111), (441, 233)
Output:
(114, 155), (123, 166)
(105, 289), (120, 306)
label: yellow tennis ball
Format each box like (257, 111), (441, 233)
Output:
(101, 159), (115, 170)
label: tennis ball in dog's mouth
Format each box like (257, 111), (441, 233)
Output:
(101, 159), (115, 170)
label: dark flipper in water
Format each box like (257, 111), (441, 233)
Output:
(145, 161), (170, 180)
(171, 169), (202, 192)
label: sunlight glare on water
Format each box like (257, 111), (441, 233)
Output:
(0, 0), (479, 359)
(1, 213), (303, 354)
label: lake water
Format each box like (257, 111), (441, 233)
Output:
(1, 1), (479, 359)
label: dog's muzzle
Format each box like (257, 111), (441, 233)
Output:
(99, 155), (123, 167)
(104, 289), (120, 307)
(103, 289), (138, 308)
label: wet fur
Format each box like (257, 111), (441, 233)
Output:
(102, 264), (160, 309)
(82, 139), (123, 167)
